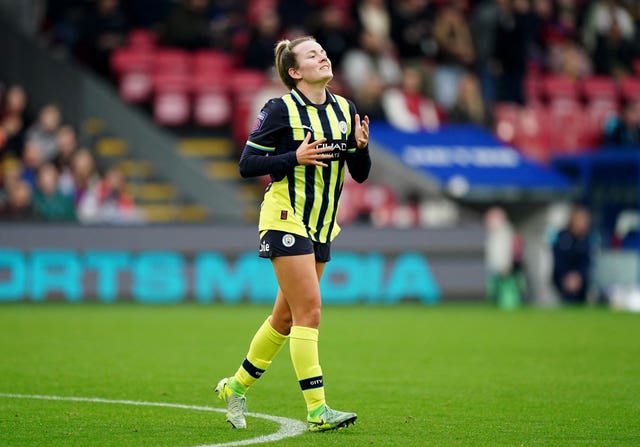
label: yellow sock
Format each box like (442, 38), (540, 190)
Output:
(231, 317), (288, 395)
(289, 326), (325, 414)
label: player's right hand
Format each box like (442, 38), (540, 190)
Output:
(296, 132), (333, 167)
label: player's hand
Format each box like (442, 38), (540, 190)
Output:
(296, 132), (333, 167)
(355, 114), (369, 149)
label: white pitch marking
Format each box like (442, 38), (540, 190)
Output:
(0, 393), (307, 447)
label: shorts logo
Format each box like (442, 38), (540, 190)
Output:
(339, 120), (348, 135)
(282, 234), (295, 248)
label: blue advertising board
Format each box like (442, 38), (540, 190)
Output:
(372, 122), (569, 198)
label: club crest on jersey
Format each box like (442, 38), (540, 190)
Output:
(282, 234), (295, 248)
(339, 120), (348, 135)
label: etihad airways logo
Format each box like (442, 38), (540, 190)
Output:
(318, 142), (347, 152)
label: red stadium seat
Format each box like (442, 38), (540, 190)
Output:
(110, 48), (154, 103)
(191, 72), (232, 127)
(581, 76), (617, 101)
(128, 28), (157, 49)
(583, 99), (620, 147)
(548, 100), (590, 154)
(524, 75), (543, 106)
(153, 48), (191, 74)
(192, 50), (234, 75)
(513, 106), (552, 163)
(619, 77), (640, 101)
(542, 75), (579, 102)
(153, 72), (191, 126)
(230, 70), (267, 145)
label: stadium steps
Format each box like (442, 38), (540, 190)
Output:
(91, 135), (211, 223)
(176, 137), (265, 223)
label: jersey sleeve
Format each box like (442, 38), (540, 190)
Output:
(239, 99), (298, 178)
(345, 99), (371, 184)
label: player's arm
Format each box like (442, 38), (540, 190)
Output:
(239, 99), (296, 178)
(345, 102), (371, 183)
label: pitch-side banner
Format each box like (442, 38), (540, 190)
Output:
(372, 122), (569, 199)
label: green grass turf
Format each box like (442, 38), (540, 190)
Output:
(0, 303), (638, 447)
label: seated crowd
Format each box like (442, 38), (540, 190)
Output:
(0, 85), (141, 223)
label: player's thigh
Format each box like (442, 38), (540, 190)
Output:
(271, 253), (321, 325)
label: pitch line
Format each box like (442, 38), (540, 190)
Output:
(0, 392), (307, 447)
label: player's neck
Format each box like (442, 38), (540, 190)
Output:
(296, 82), (327, 105)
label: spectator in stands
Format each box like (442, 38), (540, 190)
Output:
(70, 148), (100, 206)
(311, 5), (354, 71)
(432, 0), (476, 109)
(354, 0), (393, 50)
(33, 162), (76, 221)
(78, 165), (140, 224)
(552, 205), (592, 304)
(390, 0), (438, 64)
(342, 29), (401, 98)
(0, 179), (36, 221)
(243, 10), (281, 71)
(0, 85), (28, 157)
(20, 140), (45, 189)
(493, 0), (535, 104)
(53, 125), (80, 195)
(582, 0), (636, 76)
(469, 0), (500, 105)
(382, 65), (443, 132)
(353, 72), (387, 122)
(448, 72), (491, 126)
(25, 104), (62, 162)
(161, 0), (212, 50)
(603, 99), (640, 147)
(80, 0), (130, 77)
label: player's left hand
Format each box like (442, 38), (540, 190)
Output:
(355, 114), (369, 150)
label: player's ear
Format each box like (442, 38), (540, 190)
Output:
(288, 67), (301, 80)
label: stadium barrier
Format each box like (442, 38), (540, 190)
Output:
(0, 224), (486, 303)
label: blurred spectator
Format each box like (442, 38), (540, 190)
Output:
(547, 35), (592, 78)
(122, 0), (171, 29)
(243, 10), (281, 71)
(43, 0), (87, 51)
(354, 0), (393, 48)
(485, 206), (523, 308)
(552, 205), (592, 304)
(0, 179), (37, 221)
(311, 5), (354, 70)
(161, 0), (212, 50)
(33, 163), (76, 221)
(25, 104), (62, 162)
(469, 0), (500, 105)
(52, 125), (80, 195)
(432, 0), (475, 109)
(342, 29), (402, 96)
(448, 72), (490, 126)
(493, 0), (535, 104)
(20, 140), (45, 189)
(0, 85), (28, 157)
(582, 0), (636, 76)
(1, 84), (28, 118)
(382, 65), (443, 132)
(390, 0), (437, 63)
(276, 0), (317, 34)
(353, 72), (387, 121)
(70, 148), (100, 206)
(603, 100), (640, 147)
(78, 165), (141, 224)
(79, 0), (129, 77)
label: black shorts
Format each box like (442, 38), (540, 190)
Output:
(258, 230), (331, 263)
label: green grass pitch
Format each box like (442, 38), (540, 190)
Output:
(0, 303), (638, 447)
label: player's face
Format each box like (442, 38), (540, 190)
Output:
(291, 40), (333, 85)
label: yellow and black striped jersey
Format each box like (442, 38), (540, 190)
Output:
(239, 88), (371, 243)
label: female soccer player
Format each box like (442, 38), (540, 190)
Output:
(215, 36), (371, 432)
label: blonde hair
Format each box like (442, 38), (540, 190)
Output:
(274, 36), (316, 90)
